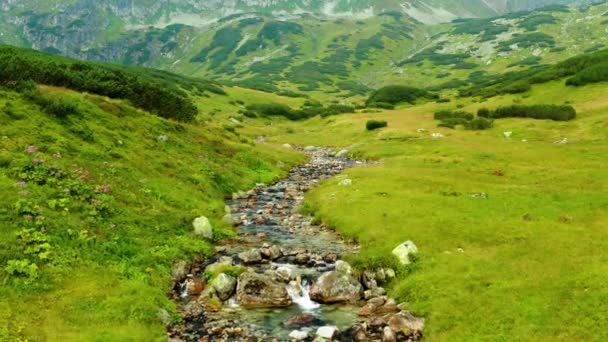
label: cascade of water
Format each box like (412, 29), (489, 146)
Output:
(287, 280), (320, 311)
(227, 297), (240, 309)
(179, 281), (188, 299)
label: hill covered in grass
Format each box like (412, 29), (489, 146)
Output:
(0, 51), (304, 340)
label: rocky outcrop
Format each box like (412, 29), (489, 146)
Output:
(210, 273), (237, 301)
(310, 270), (363, 303)
(236, 271), (292, 308)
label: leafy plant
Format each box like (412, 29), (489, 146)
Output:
(366, 120), (388, 131)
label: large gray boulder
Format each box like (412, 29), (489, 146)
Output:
(210, 273), (237, 301)
(310, 270), (362, 303)
(236, 271), (292, 308)
(238, 248), (263, 264)
(192, 216), (213, 239)
(391, 241), (418, 265)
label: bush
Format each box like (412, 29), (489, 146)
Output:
(371, 102), (395, 110)
(434, 109), (476, 128)
(0, 46), (203, 122)
(434, 110), (474, 121)
(465, 117), (494, 130)
(367, 85), (434, 107)
(481, 105), (576, 121)
(477, 108), (490, 117)
(366, 120), (388, 131)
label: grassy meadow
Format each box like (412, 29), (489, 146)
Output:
(241, 80), (608, 340)
(0, 85), (303, 341)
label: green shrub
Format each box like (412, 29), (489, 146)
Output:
(480, 105), (576, 121)
(477, 108), (491, 117)
(465, 117), (494, 130)
(366, 120), (388, 131)
(367, 86), (435, 107)
(434, 110), (474, 121)
(371, 102), (395, 110)
(0, 46), (205, 122)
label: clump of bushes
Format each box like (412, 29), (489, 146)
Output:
(246, 102), (357, 121)
(465, 117), (494, 130)
(478, 104), (576, 121)
(366, 85), (436, 108)
(433, 109), (493, 130)
(434, 110), (474, 128)
(0, 46), (202, 122)
(366, 120), (388, 131)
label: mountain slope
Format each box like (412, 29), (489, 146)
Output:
(0, 1), (605, 99)
(0, 47), (303, 340)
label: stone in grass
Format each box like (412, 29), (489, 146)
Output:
(338, 179), (352, 186)
(192, 216), (213, 239)
(392, 241), (418, 265)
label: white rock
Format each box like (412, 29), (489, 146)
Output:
(282, 143), (293, 149)
(383, 326), (397, 342)
(316, 326), (339, 339)
(192, 216), (213, 239)
(503, 131), (513, 138)
(304, 146), (316, 151)
(276, 265), (295, 282)
(289, 330), (309, 340)
(338, 179), (352, 186)
(431, 133), (444, 138)
(392, 241), (418, 265)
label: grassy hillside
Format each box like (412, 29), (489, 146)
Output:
(236, 77), (608, 340)
(0, 58), (304, 340)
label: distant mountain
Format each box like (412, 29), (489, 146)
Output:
(0, 0), (604, 97)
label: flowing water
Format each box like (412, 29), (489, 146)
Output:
(168, 147), (418, 341)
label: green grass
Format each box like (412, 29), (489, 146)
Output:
(0, 85), (303, 341)
(250, 79), (608, 340)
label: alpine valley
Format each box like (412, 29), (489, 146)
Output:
(1, 1), (608, 341)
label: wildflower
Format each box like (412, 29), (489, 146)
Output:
(32, 159), (46, 165)
(24, 145), (38, 154)
(15, 181), (27, 188)
(18, 190), (30, 196)
(52, 152), (62, 158)
(94, 184), (111, 193)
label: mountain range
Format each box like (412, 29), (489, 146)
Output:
(0, 0), (604, 96)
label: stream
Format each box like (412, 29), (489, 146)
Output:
(168, 147), (424, 341)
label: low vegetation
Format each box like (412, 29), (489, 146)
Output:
(0, 46), (220, 122)
(0, 52), (303, 340)
(478, 104), (576, 121)
(262, 77), (608, 340)
(366, 120), (388, 131)
(366, 85), (436, 108)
